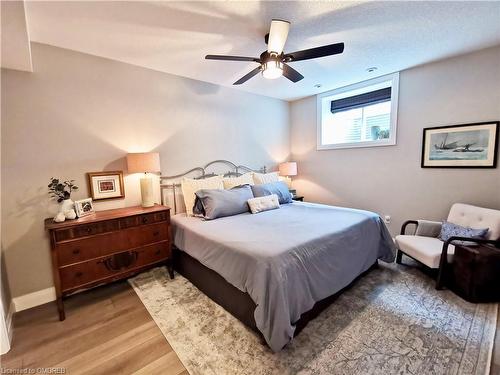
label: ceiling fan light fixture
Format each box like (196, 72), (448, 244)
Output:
(262, 59), (283, 80)
(206, 20), (344, 85)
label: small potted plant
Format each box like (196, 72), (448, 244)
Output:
(48, 178), (79, 222)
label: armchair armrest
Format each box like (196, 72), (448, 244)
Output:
(436, 236), (500, 289)
(400, 220), (418, 235)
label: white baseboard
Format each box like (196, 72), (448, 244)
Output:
(12, 287), (56, 313)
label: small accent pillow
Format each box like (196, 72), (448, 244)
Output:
(253, 171), (279, 185)
(222, 173), (254, 189)
(181, 175), (224, 216)
(194, 185), (254, 220)
(438, 221), (489, 246)
(251, 181), (292, 204)
(248, 194), (280, 214)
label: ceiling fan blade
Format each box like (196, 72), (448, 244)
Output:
(285, 42), (344, 62)
(233, 66), (262, 85)
(206, 55), (260, 62)
(283, 64), (304, 83)
(267, 19), (290, 54)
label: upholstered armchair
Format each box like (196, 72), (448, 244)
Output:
(395, 203), (500, 289)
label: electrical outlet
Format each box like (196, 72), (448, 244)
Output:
(384, 215), (391, 224)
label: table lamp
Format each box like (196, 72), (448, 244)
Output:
(126, 152), (161, 207)
(279, 161), (297, 189)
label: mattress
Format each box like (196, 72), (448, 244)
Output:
(171, 201), (396, 351)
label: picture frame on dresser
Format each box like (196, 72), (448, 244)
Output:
(45, 205), (172, 320)
(74, 198), (94, 218)
(87, 171), (125, 200)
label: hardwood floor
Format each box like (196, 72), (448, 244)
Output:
(1, 280), (499, 374)
(0, 281), (186, 375)
(493, 311), (500, 375)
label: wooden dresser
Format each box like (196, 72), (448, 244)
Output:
(45, 204), (172, 320)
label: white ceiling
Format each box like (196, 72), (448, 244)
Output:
(18, 1), (500, 100)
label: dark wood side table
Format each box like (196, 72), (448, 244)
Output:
(45, 204), (172, 320)
(292, 196), (304, 202)
(448, 243), (500, 303)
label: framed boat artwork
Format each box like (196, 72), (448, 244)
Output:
(421, 121), (499, 168)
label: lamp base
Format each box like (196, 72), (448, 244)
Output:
(282, 176), (292, 188)
(140, 176), (155, 207)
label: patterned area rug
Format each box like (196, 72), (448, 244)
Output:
(129, 262), (497, 375)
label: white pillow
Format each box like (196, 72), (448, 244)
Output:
(222, 172), (254, 189)
(181, 175), (224, 216)
(253, 171), (279, 185)
(247, 194), (280, 214)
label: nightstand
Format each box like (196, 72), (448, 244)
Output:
(447, 243), (500, 303)
(292, 196), (304, 202)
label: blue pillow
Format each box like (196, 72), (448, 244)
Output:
(251, 181), (292, 204)
(193, 185), (254, 220)
(438, 221), (489, 246)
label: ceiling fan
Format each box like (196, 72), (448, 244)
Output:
(205, 19), (344, 85)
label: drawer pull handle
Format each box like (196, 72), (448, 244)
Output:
(142, 217), (148, 223)
(153, 231), (159, 236)
(155, 249), (161, 255)
(75, 272), (83, 277)
(72, 249), (80, 255)
(86, 227), (92, 233)
(98, 251), (138, 272)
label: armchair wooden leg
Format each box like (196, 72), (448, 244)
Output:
(436, 267), (446, 290)
(396, 250), (403, 264)
(436, 242), (450, 290)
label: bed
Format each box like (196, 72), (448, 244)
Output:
(170, 201), (395, 352)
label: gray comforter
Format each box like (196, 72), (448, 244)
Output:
(172, 202), (396, 352)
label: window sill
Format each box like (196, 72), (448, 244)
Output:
(317, 139), (396, 150)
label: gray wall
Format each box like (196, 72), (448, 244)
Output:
(290, 46), (500, 235)
(1, 43), (290, 298)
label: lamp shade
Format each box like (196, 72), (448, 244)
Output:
(279, 162), (297, 177)
(126, 152), (161, 173)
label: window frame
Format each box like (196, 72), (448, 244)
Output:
(316, 72), (399, 150)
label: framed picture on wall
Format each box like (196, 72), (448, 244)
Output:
(421, 121), (499, 168)
(87, 171), (125, 200)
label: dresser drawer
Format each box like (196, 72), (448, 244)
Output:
(57, 241), (99, 266)
(56, 222), (169, 266)
(127, 222), (169, 248)
(55, 220), (120, 241)
(137, 211), (170, 226)
(59, 241), (170, 291)
(54, 212), (169, 241)
(119, 212), (170, 229)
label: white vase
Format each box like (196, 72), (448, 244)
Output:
(59, 198), (74, 214)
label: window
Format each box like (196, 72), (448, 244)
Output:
(317, 73), (399, 150)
